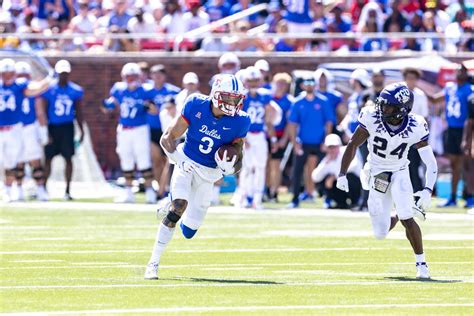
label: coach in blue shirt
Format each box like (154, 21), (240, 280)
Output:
(287, 78), (334, 208)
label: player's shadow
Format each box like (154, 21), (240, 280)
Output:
(167, 277), (283, 285)
(385, 276), (463, 283)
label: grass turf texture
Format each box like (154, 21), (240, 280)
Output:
(1, 200), (473, 315)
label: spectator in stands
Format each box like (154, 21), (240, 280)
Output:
(127, 7), (157, 34)
(264, 0), (284, 33)
(284, 0), (312, 34)
(350, 0), (369, 24)
(431, 65), (473, 207)
(360, 8), (387, 52)
(103, 25), (138, 51)
(146, 65), (180, 200)
(205, 0), (230, 22)
(273, 20), (297, 52)
(420, 11), (443, 51)
(383, 0), (408, 33)
(175, 72), (200, 112)
(230, 0), (259, 26)
(160, 0), (186, 35)
(40, 60), (85, 201)
(69, 0), (97, 34)
(288, 77), (334, 208)
(403, 67), (429, 192)
(406, 10), (424, 32)
(311, 0), (328, 28)
(445, 9), (468, 53)
(108, 0), (132, 32)
(327, 2), (353, 51)
(200, 25), (230, 51)
(267, 72), (294, 202)
(312, 134), (361, 209)
(183, 0), (210, 45)
(228, 20), (260, 51)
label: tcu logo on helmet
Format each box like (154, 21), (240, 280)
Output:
(395, 88), (411, 104)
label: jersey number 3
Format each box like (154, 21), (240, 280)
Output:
(373, 136), (408, 159)
(199, 136), (214, 154)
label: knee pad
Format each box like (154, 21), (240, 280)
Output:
(180, 222), (197, 239)
(166, 211), (181, 224)
(32, 167), (44, 181)
(140, 168), (153, 180)
(5, 168), (17, 177)
(15, 166), (25, 180)
(123, 170), (134, 182)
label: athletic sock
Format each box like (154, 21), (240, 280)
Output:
(415, 253), (426, 263)
(212, 185), (220, 205)
(149, 223), (175, 264)
(5, 185), (12, 196)
(451, 193), (456, 201)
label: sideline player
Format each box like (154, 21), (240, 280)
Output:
(337, 82), (438, 279)
(239, 66), (281, 209)
(15, 61), (49, 201)
(103, 63), (158, 203)
(40, 60), (84, 200)
(0, 58), (52, 202)
(144, 74), (251, 279)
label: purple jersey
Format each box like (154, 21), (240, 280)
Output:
(242, 88), (272, 133)
(0, 78), (28, 126)
(182, 94), (251, 168)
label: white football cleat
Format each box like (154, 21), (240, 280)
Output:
(145, 188), (157, 204)
(37, 186), (49, 201)
(416, 262), (430, 279)
(144, 262), (159, 280)
(156, 197), (171, 221)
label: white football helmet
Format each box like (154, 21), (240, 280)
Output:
(121, 63), (141, 88)
(0, 58), (15, 73)
(15, 61), (32, 76)
(210, 74), (246, 116)
(218, 52), (240, 75)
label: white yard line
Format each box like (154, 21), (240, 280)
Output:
(2, 202), (472, 221)
(10, 260), (65, 263)
(1, 280), (473, 291)
(3, 303), (474, 315)
(1, 261), (472, 271)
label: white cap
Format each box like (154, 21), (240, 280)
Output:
(324, 134), (342, 147)
(121, 63), (141, 77)
(254, 59), (270, 72)
(55, 60), (71, 73)
(0, 58), (16, 73)
(218, 52), (240, 69)
(182, 72), (199, 84)
(350, 68), (372, 88)
(245, 66), (262, 81)
(15, 61), (32, 75)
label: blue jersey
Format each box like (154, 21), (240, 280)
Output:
(444, 82), (473, 128)
(0, 78), (28, 126)
(205, 1), (230, 22)
(146, 83), (180, 130)
(20, 96), (36, 125)
(42, 81), (83, 125)
(272, 93), (294, 133)
(242, 89), (272, 133)
(182, 94), (251, 168)
(110, 82), (153, 127)
(288, 93), (333, 145)
(319, 90), (343, 124)
(285, 0), (312, 24)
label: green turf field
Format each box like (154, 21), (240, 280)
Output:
(1, 198), (473, 315)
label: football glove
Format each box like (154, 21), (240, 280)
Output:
(414, 189), (432, 210)
(214, 150), (237, 175)
(336, 175), (349, 192)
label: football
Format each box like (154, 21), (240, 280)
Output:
(217, 144), (238, 162)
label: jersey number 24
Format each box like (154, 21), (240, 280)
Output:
(373, 136), (408, 159)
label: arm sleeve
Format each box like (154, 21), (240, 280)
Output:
(418, 145), (438, 191)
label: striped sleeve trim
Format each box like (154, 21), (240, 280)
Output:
(420, 134), (429, 142)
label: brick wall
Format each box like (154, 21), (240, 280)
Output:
(44, 54), (468, 171)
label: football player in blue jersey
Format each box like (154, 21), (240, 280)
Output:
(314, 68), (344, 129)
(0, 58), (52, 202)
(267, 72), (294, 202)
(103, 63), (158, 204)
(15, 62), (50, 201)
(431, 64), (473, 207)
(144, 74), (251, 280)
(237, 66), (281, 210)
(146, 64), (180, 201)
(39, 60), (84, 200)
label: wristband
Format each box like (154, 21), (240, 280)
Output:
(423, 187), (433, 193)
(338, 172), (346, 177)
